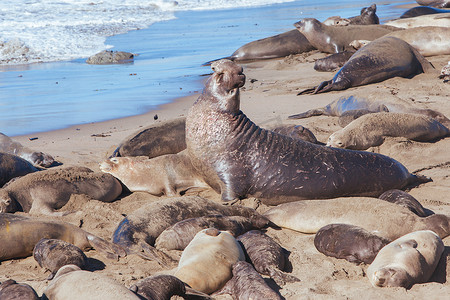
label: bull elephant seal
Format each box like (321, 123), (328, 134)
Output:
(0, 166), (122, 216)
(323, 4), (380, 26)
(0, 132), (54, 167)
(174, 228), (245, 294)
(379, 189), (428, 217)
(314, 50), (356, 72)
(33, 238), (87, 279)
(367, 230), (445, 288)
(0, 152), (38, 187)
(0, 213), (126, 261)
(385, 13), (450, 28)
(416, 0), (450, 8)
(0, 279), (39, 300)
(186, 59), (427, 204)
(298, 36), (434, 94)
(400, 6), (450, 18)
(43, 265), (140, 300)
(263, 197), (450, 240)
(326, 112), (450, 150)
(294, 18), (398, 54)
(314, 224), (390, 264)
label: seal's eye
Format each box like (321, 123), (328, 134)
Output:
(111, 158), (119, 164)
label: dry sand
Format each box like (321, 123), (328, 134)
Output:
(2, 51), (450, 299)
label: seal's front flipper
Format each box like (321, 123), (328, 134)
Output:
(288, 108), (325, 119)
(140, 242), (177, 267)
(86, 234), (127, 260)
(269, 267), (300, 286)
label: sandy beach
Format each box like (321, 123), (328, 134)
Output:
(1, 47), (449, 299)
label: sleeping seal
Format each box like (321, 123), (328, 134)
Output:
(0, 279), (39, 300)
(0, 152), (38, 187)
(379, 189), (428, 217)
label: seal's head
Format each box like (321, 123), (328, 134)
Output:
(99, 157), (125, 174)
(294, 18), (322, 33)
(323, 16), (351, 26)
(361, 4), (379, 24)
(0, 190), (19, 213)
(29, 152), (54, 168)
(372, 267), (411, 288)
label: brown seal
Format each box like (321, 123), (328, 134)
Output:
(0, 166), (122, 216)
(314, 223), (390, 264)
(33, 238), (88, 279)
(186, 59), (428, 205)
(0, 279), (39, 300)
(294, 18), (398, 54)
(379, 189), (428, 217)
(0, 152), (38, 187)
(0, 213), (125, 261)
(237, 230), (299, 286)
(326, 112), (450, 150)
(298, 36), (434, 94)
(263, 197), (450, 240)
(367, 230), (445, 288)
(155, 214), (269, 250)
(314, 50), (356, 72)
(400, 6), (450, 18)
(323, 4), (380, 26)
(416, 0), (450, 8)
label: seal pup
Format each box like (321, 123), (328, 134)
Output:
(43, 265), (140, 300)
(0, 166), (123, 216)
(215, 261), (283, 300)
(155, 214), (269, 250)
(416, 0), (450, 8)
(326, 112), (450, 150)
(33, 238), (88, 279)
(100, 151), (209, 196)
(0, 132), (54, 167)
(440, 60), (450, 82)
(237, 230), (299, 286)
(0, 279), (39, 300)
(263, 197), (450, 240)
(174, 228), (245, 294)
(314, 224), (390, 264)
(323, 4), (380, 26)
(298, 36), (434, 94)
(385, 13), (450, 28)
(400, 6), (450, 18)
(0, 213), (126, 261)
(186, 59), (427, 204)
(313, 50), (356, 72)
(294, 18), (399, 54)
(0, 152), (38, 187)
(367, 230), (445, 288)
(379, 189), (428, 217)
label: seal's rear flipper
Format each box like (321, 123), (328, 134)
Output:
(139, 242), (178, 267)
(109, 146), (121, 158)
(86, 234), (127, 260)
(269, 268), (301, 286)
(406, 174), (432, 189)
(297, 87), (317, 95)
(313, 80), (334, 94)
(288, 108), (325, 119)
(185, 286), (214, 299)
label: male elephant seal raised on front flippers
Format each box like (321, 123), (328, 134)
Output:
(0, 279), (39, 300)
(0, 152), (38, 187)
(186, 59), (428, 204)
(323, 4), (380, 26)
(367, 230), (444, 288)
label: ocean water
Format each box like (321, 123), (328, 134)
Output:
(0, 0), (412, 136)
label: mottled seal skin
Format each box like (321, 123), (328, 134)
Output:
(186, 60), (426, 205)
(263, 197), (450, 240)
(0, 279), (39, 300)
(327, 112), (450, 150)
(299, 36), (434, 94)
(0, 213), (126, 261)
(314, 224), (390, 264)
(237, 230), (299, 286)
(0, 132), (54, 167)
(155, 214), (269, 250)
(385, 12), (450, 28)
(416, 0), (450, 8)
(215, 261), (283, 300)
(111, 117), (186, 158)
(0, 152), (38, 187)
(43, 265), (140, 300)
(323, 4), (379, 26)
(294, 18), (398, 54)
(314, 50), (356, 72)
(379, 189), (428, 217)
(33, 238), (87, 279)
(174, 228), (245, 294)
(367, 230), (445, 288)
(100, 151), (209, 196)
(270, 124), (318, 144)
(0, 166), (122, 216)
(400, 6), (450, 18)
(112, 196), (268, 264)
(129, 275), (186, 300)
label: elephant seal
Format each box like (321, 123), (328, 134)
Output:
(385, 13), (450, 28)
(326, 112), (450, 150)
(0, 132), (54, 167)
(112, 196), (268, 264)
(441, 61), (450, 82)
(33, 238), (87, 279)
(314, 50), (356, 72)
(294, 18), (399, 54)
(0, 166), (122, 216)
(215, 261), (283, 299)
(205, 29), (315, 64)
(155, 214), (269, 250)
(100, 151), (209, 196)
(43, 265), (140, 300)
(0, 213), (126, 261)
(323, 4), (380, 26)
(298, 36), (434, 94)
(0, 152), (38, 187)
(0, 279), (39, 300)
(186, 60), (427, 204)
(174, 228), (245, 294)
(314, 224), (390, 264)
(263, 197), (450, 240)
(237, 230), (299, 286)
(367, 230), (445, 288)
(400, 6), (450, 18)
(416, 0), (450, 8)
(379, 189), (428, 217)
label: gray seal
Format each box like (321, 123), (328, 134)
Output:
(0, 279), (39, 300)
(0, 152), (38, 187)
